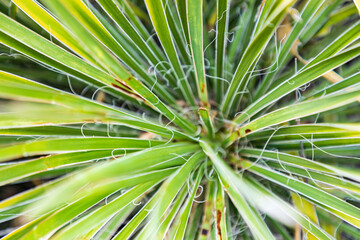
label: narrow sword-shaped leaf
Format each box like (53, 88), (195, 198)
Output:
(162, 0), (194, 68)
(300, 0), (343, 43)
(214, 0), (230, 102)
(198, 180), (216, 240)
(30, 143), (200, 217)
(114, 0), (166, 61)
(94, 0), (166, 67)
(51, 182), (159, 240)
(0, 71), (133, 116)
(355, 0), (360, 15)
(0, 71), (194, 139)
(198, 108), (215, 138)
(172, 166), (204, 239)
(156, 186), (188, 238)
(254, 0), (325, 99)
(0, 107), (189, 140)
(244, 177), (334, 240)
(187, 0), (209, 106)
(2, 211), (56, 240)
(0, 150), (117, 186)
(261, 137), (360, 151)
(304, 20), (360, 68)
(0, 12), (137, 100)
(240, 160), (360, 228)
(233, 45), (360, 126)
(239, 148), (360, 182)
(221, 0), (294, 116)
(252, 0), (277, 36)
(311, 71), (360, 100)
(0, 137), (163, 162)
(246, 123), (360, 141)
(0, 173), (78, 225)
(92, 204), (134, 240)
(51, 0), (196, 128)
(40, 0), (131, 81)
(144, 0), (196, 107)
(112, 193), (159, 239)
(0, 125), (139, 138)
(0, 13), (196, 133)
(214, 178), (228, 240)
(184, 201), (203, 239)
(231, 88), (360, 141)
(12, 0), (99, 67)
(199, 141), (276, 240)
(136, 152), (204, 239)
(21, 172), (171, 240)
(54, 0), (177, 106)
(265, 161), (360, 194)
(227, 0), (258, 70)
(175, 0), (190, 46)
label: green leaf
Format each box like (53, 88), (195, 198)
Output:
(233, 45), (360, 126)
(2, 211), (56, 240)
(231, 88), (360, 141)
(221, 0), (295, 116)
(214, 178), (228, 240)
(214, 0), (230, 102)
(175, 0), (190, 46)
(112, 193), (158, 239)
(0, 15), (196, 133)
(95, 0), (169, 72)
(21, 170), (172, 240)
(198, 180), (216, 240)
(246, 123), (360, 141)
(0, 125), (139, 138)
(300, 0), (343, 43)
(92, 204), (134, 240)
(0, 150), (112, 186)
(311, 71), (360, 99)
(266, 161), (360, 195)
(172, 165), (204, 239)
(240, 160), (360, 228)
(136, 152), (205, 239)
(245, 177), (334, 240)
(0, 176), (68, 224)
(198, 108), (215, 138)
(11, 0), (98, 66)
(254, 0), (325, 98)
(51, 182), (158, 240)
(54, 0), (177, 106)
(200, 140), (276, 240)
(0, 12), (131, 98)
(0, 1), (359, 238)
(144, 0), (196, 107)
(0, 137), (163, 162)
(187, 0), (209, 106)
(240, 148), (360, 183)
(0, 71), (194, 139)
(29, 143), (200, 218)
(156, 186), (188, 238)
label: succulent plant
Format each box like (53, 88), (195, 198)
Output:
(0, 0), (359, 239)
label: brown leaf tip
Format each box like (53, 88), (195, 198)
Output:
(216, 210), (222, 239)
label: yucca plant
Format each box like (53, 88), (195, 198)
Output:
(0, 0), (359, 239)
